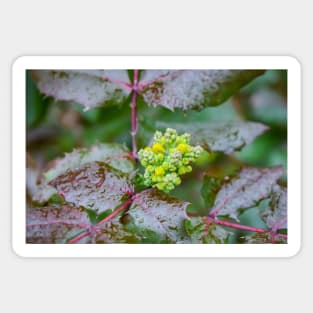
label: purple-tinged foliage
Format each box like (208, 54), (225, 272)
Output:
(50, 162), (134, 214)
(157, 121), (268, 154)
(26, 69), (288, 244)
(32, 70), (131, 109)
(185, 217), (231, 243)
(140, 70), (265, 111)
(206, 166), (284, 221)
(262, 185), (287, 231)
(127, 189), (189, 243)
(26, 205), (90, 243)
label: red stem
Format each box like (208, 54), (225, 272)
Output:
(205, 216), (266, 233)
(137, 70), (184, 90)
(67, 230), (90, 244)
(131, 70), (139, 158)
(96, 197), (133, 227)
(67, 197), (133, 244)
(208, 175), (267, 218)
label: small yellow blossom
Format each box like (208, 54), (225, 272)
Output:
(155, 166), (165, 176)
(152, 143), (165, 153)
(177, 143), (190, 153)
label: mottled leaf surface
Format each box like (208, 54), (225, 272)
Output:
(185, 217), (231, 243)
(27, 162), (57, 204)
(50, 162), (133, 214)
(32, 70), (130, 109)
(204, 166), (284, 221)
(45, 143), (135, 182)
(140, 70), (265, 111)
(93, 218), (139, 244)
(126, 189), (189, 243)
(262, 185), (287, 231)
(26, 205), (90, 243)
(244, 232), (287, 244)
(26, 206), (137, 244)
(157, 121), (268, 154)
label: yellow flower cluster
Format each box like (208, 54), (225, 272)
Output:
(138, 128), (203, 193)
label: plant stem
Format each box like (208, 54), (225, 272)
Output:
(67, 197), (133, 244)
(205, 216), (266, 233)
(131, 70), (139, 158)
(96, 197), (133, 227)
(67, 230), (90, 244)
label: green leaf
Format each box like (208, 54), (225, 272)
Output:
(126, 189), (189, 243)
(44, 143), (135, 182)
(139, 70), (265, 111)
(157, 121), (268, 154)
(201, 176), (223, 208)
(49, 162), (134, 214)
(26, 70), (49, 129)
(26, 205), (90, 243)
(204, 166), (284, 221)
(185, 217), (231, 243)
(32, 70), (131, 110)
(261, 185), (287, 231)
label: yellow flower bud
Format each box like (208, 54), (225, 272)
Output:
(146, 165), (154, 173)
(177, 143), (190, 153)
(152, 143), (165, 153)
(155, 166), (165, 176)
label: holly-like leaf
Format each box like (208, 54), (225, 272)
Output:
(26, 158), (59, 204)
(32, 70), (131, 109)
(125, 189), (189, 243)
(45, 143), (135, 182)
(244, 232), (287, 244)
(139, 70), (265, 111)
(29, 143), (135, 204)
(157, 121), (268, 154)
(50, 162), (134, 214)
(26, 205), (138, 244)
(262, 185), (287, 231)
(185, 217), (231, 243)
(93, 217), (140, 243)
(26, 205), (90, 243)
(204, 166), (284, 221)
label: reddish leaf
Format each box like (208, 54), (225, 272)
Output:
(127, 189), (189, 242)
(26, 205), (135, 244)
(244, 232), (287, 244)
(32, 70), (131, 109)
(206, 166), (284, 221)
(157, 121), (268, 154)
(185, 217), (231, 243)
(140, 70), (265, 111)
(262, 185), (287, 231)
(26, 205), (90, 243)
(44, 143), (135, 182)
(49, 162), (134, 214)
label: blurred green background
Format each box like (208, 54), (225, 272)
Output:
(26, 69), (287, 242)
